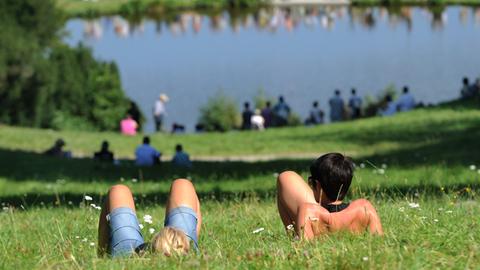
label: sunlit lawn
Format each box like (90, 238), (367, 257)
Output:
(1, 103), (480, 268)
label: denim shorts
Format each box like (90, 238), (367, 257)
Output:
(107, 207), (145, 257)
(164, 206), (199, 249)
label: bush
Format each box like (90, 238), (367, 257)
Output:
(0, 0), (139, 131)
(253, 88), (274, 110)
(198, 92), (240, 132)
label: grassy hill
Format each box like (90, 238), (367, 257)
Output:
(1, 101), (479, 269)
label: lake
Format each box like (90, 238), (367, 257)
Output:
(65, 5), (480, 132)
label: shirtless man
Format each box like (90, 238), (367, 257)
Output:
(277, 153), (383, 239)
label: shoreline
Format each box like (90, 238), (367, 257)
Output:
(56, 0), (480, 18)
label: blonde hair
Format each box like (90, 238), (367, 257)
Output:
(151, 227), (190, 256)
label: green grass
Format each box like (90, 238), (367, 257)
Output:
(1, 101), (480, 268)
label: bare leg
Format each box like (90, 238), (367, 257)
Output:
(165, 179), (202, 238)
(276, 171), (316, 229)
(97, 185), (136, 256)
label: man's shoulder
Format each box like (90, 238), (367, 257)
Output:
(349, 199), (376, 211)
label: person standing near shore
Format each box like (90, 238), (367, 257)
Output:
(329, 89), (344, 122)
(153, 94), (169, 132)
(348, 88), (362, 119)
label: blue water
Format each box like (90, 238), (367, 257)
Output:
(65, 6), (480, 132)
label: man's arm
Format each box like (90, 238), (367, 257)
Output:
(296, 203), (328, 240)
(360, 200), (384, 235)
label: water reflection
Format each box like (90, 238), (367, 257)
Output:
(82, 5), (480, 39)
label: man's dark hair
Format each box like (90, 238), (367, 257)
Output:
(403, 86), (409, 93)
(175, 144), (183, 152)
(313, 101), (318, 107)
(279, 96), (284, 102)
(335, 89), (340, 95)
(385, 95), (392, 102)
(266, 101), (271, 107)
(143, 136), (150, 144)
(244, 102), (250, 109)
(463, 77), (469, 85)
(309, 153), (354, 201)
(351, 88), (356, 95)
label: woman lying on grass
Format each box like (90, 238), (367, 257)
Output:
(277, 153), (383, 239)
(97, 179), (201, 257)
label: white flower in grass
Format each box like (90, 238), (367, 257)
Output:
(84, 195), (93, 201)
(398, 207), (405, 212)
(89, 242), (95, 247)
(2, 206), (9, 212)
(139, 224), (144, 229)
(132, 178), (138, 183)
(286, 224), (294, 231)
(408, 202), (420, 209)
(433, 219), (439, 222)
(438, 208), (444, 211)
(420, 216), (427, 219)
(377, 169), (385, 175)
(90, 204), (97, 208)
(143, 214), (153, 224)
(68, 201), (73, 205)
(252, 228), (265, 234)
(359, 163), (366, 169)
(477, 169), (480, 174)
(82, 238), (88, 242)
(469, 165), (476, 170)
(445, 210), (453, 214)
(95, 206), (102, 210)
(75, 236), (80, 239)
(381, 164), (387, 169)
(149, 228), (155, 234)
(362, 256), (369, 261)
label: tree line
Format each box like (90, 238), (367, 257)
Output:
(0, 0), (138, 131)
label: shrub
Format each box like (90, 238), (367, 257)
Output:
(0, 0), (140, 131)
(198, 92), (240, 132)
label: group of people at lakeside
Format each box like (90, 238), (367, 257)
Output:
(241, 96), (292, 130)
(240, 87), (417, 131)
(119, 75), (480, 134)
(97, 152), (382, 258)
(43, 136), (192, 169)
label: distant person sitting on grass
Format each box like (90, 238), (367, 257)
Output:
(276, 153), (383, 239)
(306, 101), (324, 125)
(397, 86), (415, 112)
(44, 138), (71, 158)
(94, 141), (114, 163)
(97, 179), (202, 257)
(380, 95), (397, 117)
(251, 109), (265, 130)
(120, 114), (138, 136)
(261, 101), (273, 128)
(172, 144), (192, 169)
(135, 136), (161, 166)
(460, 77), (475, 99)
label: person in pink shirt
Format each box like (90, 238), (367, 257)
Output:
(120, 114), (138, 136)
